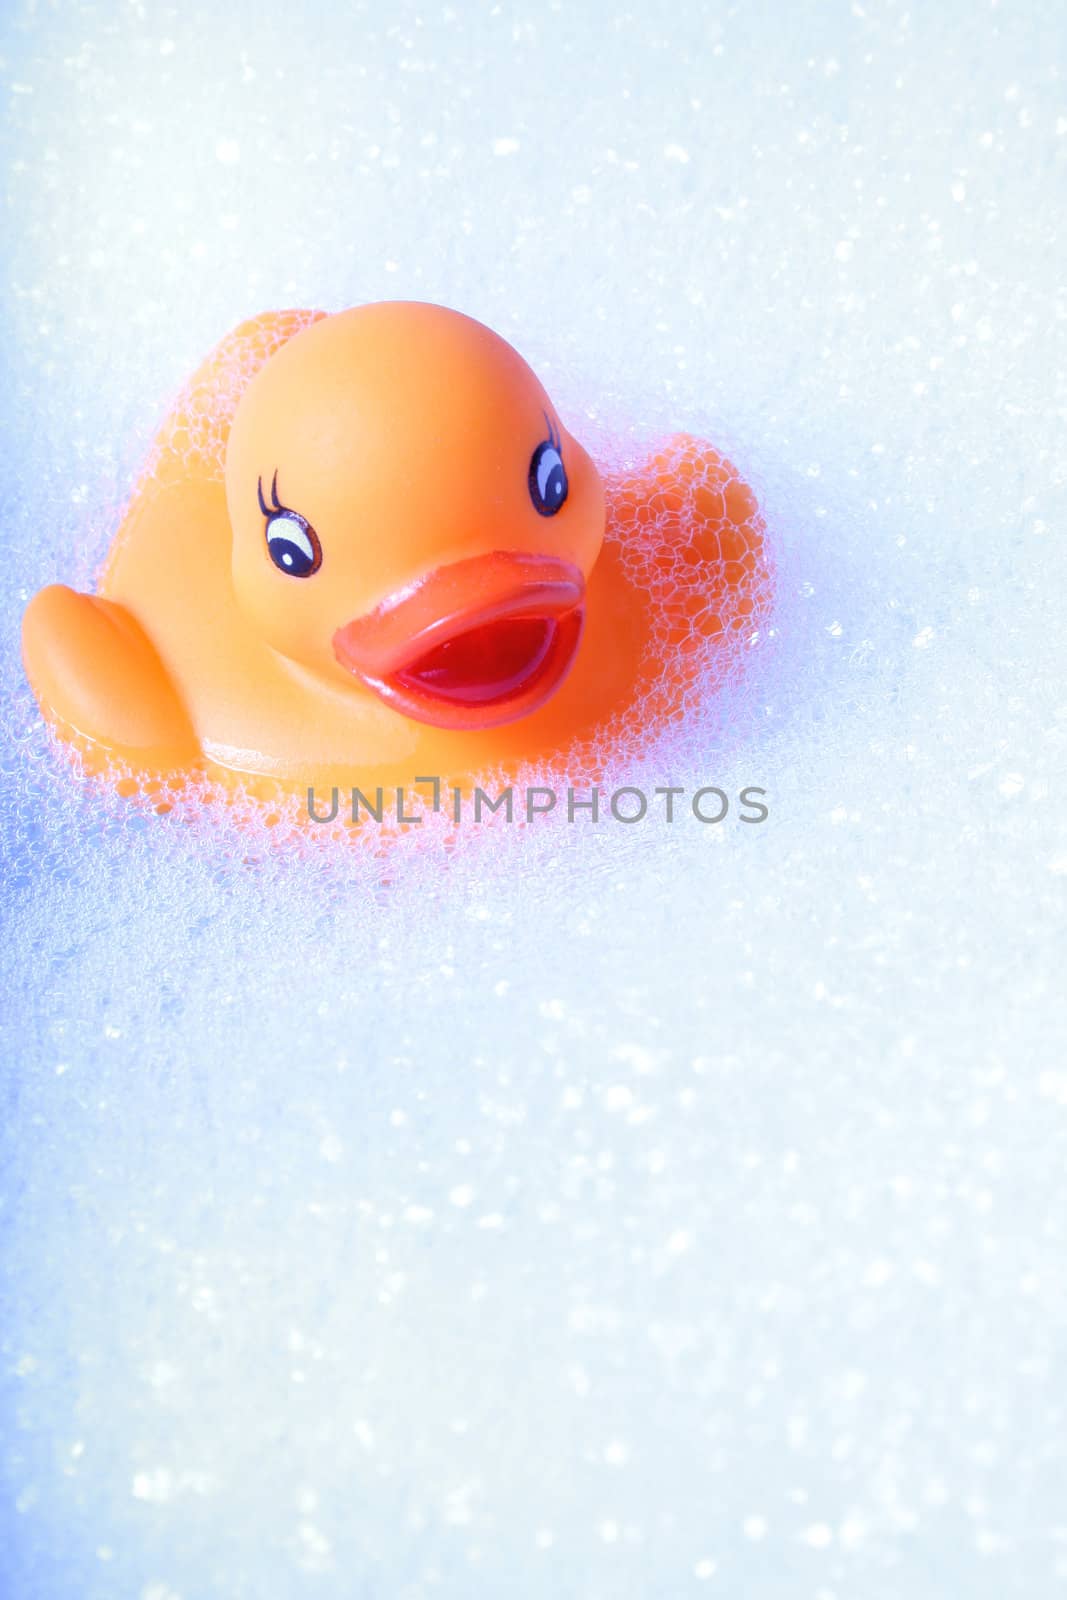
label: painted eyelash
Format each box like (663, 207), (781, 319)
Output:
(257, 470), (289, 520)
(543, 412), (562, 452)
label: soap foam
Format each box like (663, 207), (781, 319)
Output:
(2, 1), (1065, 1597)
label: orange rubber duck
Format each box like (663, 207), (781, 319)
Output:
(21, 302), (770, 807)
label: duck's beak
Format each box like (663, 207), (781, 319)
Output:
(333, 550), (586, 730)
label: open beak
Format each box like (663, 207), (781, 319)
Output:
(333, 550), (586, 730)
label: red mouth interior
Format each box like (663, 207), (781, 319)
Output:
(393, 615), (558, 707)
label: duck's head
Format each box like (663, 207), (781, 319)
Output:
(225, 302), (604, 730)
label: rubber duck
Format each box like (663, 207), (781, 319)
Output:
(21, 302), (769, 808)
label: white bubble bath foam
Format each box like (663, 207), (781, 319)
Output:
(1, 2), (1065, 1596)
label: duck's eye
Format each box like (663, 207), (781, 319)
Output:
(258, 474), (322, 577)
(528, 435), (568, 517)
(265, 511), (321, 577)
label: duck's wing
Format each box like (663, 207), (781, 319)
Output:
(22, 584), (200, 777)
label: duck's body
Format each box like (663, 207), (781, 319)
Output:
(22, 304), (769, 804)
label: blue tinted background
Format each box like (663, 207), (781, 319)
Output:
(2, 2), (1066, 1596)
